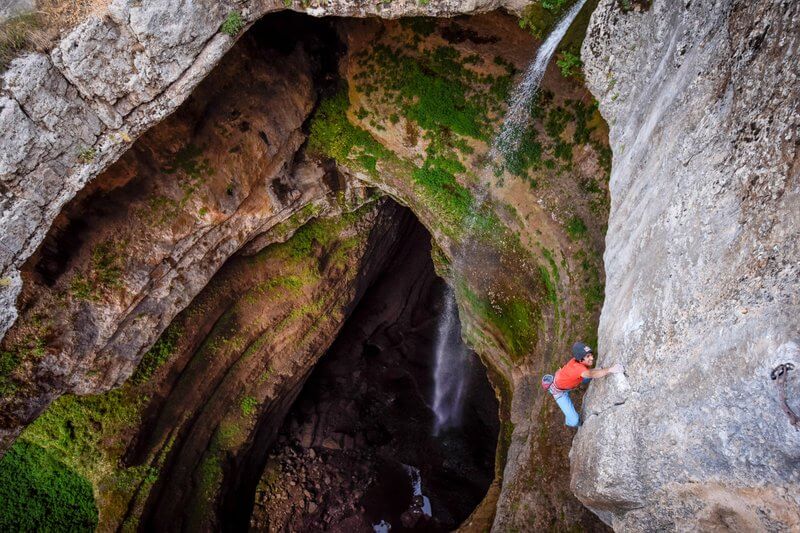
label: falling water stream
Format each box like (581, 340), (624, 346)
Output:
(432, 288), (469, 435)
(431, 0), (588, 434)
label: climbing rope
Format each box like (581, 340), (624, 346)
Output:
(771, 363), (799, 430)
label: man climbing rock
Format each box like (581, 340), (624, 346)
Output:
(542, 342), (623, 427)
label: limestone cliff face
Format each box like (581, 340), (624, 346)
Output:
(574, 0), (800, 529)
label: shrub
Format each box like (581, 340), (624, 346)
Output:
(566, 215), (587, 239)
(77, 147), (96, 164)
(221, 12), (245, 36)
(556, 50), (582, 78)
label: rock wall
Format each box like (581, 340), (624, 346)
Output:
(574, 0), (800, 529)
(0, 32), (368, 447)
(0, 0), (523, 344)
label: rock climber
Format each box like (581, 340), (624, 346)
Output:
(542, 342), (623, 427)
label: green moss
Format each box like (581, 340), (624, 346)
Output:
(0, 349), (21, 396)
(220, 12), (245, 36)
(307, 89), (390, 176)
(131, 324), (182, 385)
(21, 389), (144, 483)
(412, 159), (473, 228)
(458, 281), (539, 361)
(0, 440), (98, 531)
(240, 396), (258, 417)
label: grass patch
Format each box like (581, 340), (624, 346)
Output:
(220, 12), (245, 36)
(307, 89), (390, 176)
(131, 324), (182, 385)
(0, 12), (43, 73)
(565, 216), (587, 240)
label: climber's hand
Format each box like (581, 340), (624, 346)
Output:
(609, 363), (625, 374)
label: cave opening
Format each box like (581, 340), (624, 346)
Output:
(243, 205), (500, 532)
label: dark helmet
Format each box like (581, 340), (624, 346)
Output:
(572, 342), (593, 361)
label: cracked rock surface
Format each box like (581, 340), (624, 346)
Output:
(573, 0), (800, 529)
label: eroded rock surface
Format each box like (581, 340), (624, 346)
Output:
(0, 32), (343, 446)
(574, 0), (800, 529)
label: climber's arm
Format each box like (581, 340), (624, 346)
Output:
(581, 363), (623, 379)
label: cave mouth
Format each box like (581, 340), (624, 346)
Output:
(239, 206), (500, 532)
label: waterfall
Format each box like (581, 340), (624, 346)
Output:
(431, 288), (468, 435)
(492, 0), (589, 160)
(430, 0), (587, 434)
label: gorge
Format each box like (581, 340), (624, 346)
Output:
(0, 0), (798, 531)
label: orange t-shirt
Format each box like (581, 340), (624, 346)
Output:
(554, 358), (588, 390)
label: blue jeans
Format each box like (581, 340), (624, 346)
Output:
(555, 378), (590, 427)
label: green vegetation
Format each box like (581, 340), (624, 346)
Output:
(142, 144), (215, 226)
(566, 215), (587, 239)
(21, 388), (144, 482)
(0, 440), (97, 531)
(77, 146), (96, 164)
(0, 12), (41, 72)
(353, 43), (512, 141)
(0, 349), (20, 396)
(556, 50), (582, 78)
(0, 315), (51, 396)
(307, 89), (390, 176)
(458, 280), (539, 361)
(518, 0), (577, 39)
(220, 12), (245, 36)
(163, 144), (214, 199)
(240, 396), (258, 417)
(70, 240), (127, 301)
(131, 324), (182, 385)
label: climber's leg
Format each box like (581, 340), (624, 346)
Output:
(555, 392), (580, 427)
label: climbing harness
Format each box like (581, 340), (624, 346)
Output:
(771, 363), (799, 430)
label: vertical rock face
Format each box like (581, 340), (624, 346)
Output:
(575, 0), (799, 529)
